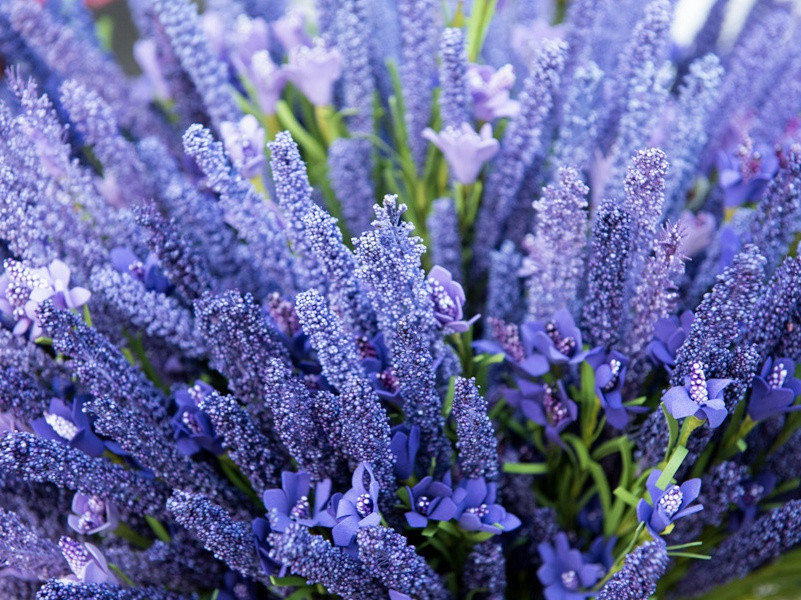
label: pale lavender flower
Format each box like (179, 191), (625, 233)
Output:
(220, 115), (266, 178)
(467, 63), (519, 122)
(422, 123), (499, 185)
(67, 494), (119, 536)
(273, 11), (310, 52)
(677, 211), (716, 258)
(427, 266), (478, 334)
(230, 14), (270, 67)
(133, 38), (171, 100)
(284, 38), (343, 106)
(59, 537), (117, 584)
(241, 50), (287, 114)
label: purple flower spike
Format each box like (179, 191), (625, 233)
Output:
(661, 361), (731, 428)
(507, 380), (576, 445)
(30, 396), (105, 458)
(390, 423), (420, 480)
(262, 471), (335, 532)
(748, 357), (801, 421)
(519, 309), (587, 376)
(586, 348), (640, 429)
(637, 470), (703, 538)
(422, 123), (500, 184)
(717, 139), (779, 208)
(59, 537), (118, 584)
(467, 63), (519, 122)
(647, 311), (694, 370)
(284, 38), (343, 106)
(220, 115), (266, 179)
(453, 478), (520, 534)
(536, 532), (605, 600)
(404, 473), (459, 528)
(332, 463), (382, 547)
(427, 265), (479, 334)
(67, 493), (119, 535)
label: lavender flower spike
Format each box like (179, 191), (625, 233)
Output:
(462, 541), (506, 600)
(438, 27), (470, 129)
(328, 137), (377, 236)
(452, 377), (499, 482)
(0, 508), (67, 581)
(335, 0), (375, 134)
(597, 540), (668, 600)
(36, 581), (197, 600)
(423, 123), (499, 185)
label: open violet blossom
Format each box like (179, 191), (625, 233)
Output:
(390, 423), (420, 480)
(237, 49), (287, 115)
(677, 211), (716, 258)
(170, 382), (225, 457)
(230, 14), (270, 68)
(31, 396), (105, 457)
(67, 493), (119, 535)
(423, 123), (500, 184)
(359, 333), (402, 407)
(466, 63), (520, 122)
(507, 379), (576, 445)
(647, 311), (694, 370)
(637, 470), (702, 538)
(110, 247), (171, 294)
(220, 115), (267, 179)
(284, 38), (343, 106)
(262, 471), (335, 532)
(537, 533), (604, 600)
(586, 348), (641, 429)
(404, 473), (459, 528)
(518, 309), (588, 377)
(332, 463), (381, 547)
(0, 259), (90, 339)
(453, 478), (521, 534)
(272, 11), (311, 52)
(716, 139), (779, 208)
(661, 361), (731, 428)
(748, 357), (801, 421)
(427, 265), (479, 334)
(59, 537), (118, 584)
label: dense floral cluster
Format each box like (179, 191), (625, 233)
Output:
(2, 0), (801, 598)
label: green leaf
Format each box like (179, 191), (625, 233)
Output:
(502, 462), (548, 475)
(270, 576), (308, 587)
(656, 445), (689, 489)
(145, 516), (171, 543)
(613, 487), (640, 508)
(442, 376), (457, 417)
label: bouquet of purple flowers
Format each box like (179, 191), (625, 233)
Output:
(2, 0), (801, 598)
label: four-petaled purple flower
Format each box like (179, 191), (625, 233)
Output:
(31, 396), (105, 457)
(636, 470), (702, 538)
(332, 463), (381, 547)
(586, 348), (640, 429)
(170, 382), (225, 457)
(360, 334), (402, 407)
(537, 532), (605, 600)
(647, 311), (694, 370)
(110, 247), (171, 294)
(452, 478), (521, 534)
(67, 493), (119, 535)
(284, 38), (343, 106)
(59, 537), (118, 584)
(661, 362), (731, 428)
(404, 473), (459, 528)
(507, 379), (576, 445)
(390, 423), (420, 480)
(748, 357), (801, 421)
(220, 115), (267, 179)
(422, 123), (500, 184)
(427, 266), (480, 334)
(517, 309), (588, 377)
(466, 63), (520, 122)
(717, 139), (779, 208)
(262, 471), (336, 532)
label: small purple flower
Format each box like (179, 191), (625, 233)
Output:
(220, 115), (266, 178)
(511, 19), (566, 66)
(585, 536), (616, 572)
(748, 357), (801, 421)
(637, 470), (702, 538)
(251, 517), (281, 576)
(404, 474), (459, 528)
(422, 123), (500, 184)
(507, 379), (576, 445)
(67, 493), (119, 535)
(735, 472), (776, 527)
(452, 478), (520, 534)
(133, 39), (170, 100)
(647, 311), (694, 370)
(518, 309), (588, 377)
(0, 259), (91, 339)
(59, 537), (117, 584)
(31, 396), (105, 457)
(390, 423), (420, 480)
(466, 63), (520, 122)
(110, 247), (171, 294)
(230, 15), (271, 67)
(262, 471), (335, 532)
(359, 334), (402, 407)
(717, 140), (779, 208)
(245, 50), (288, 114)
(272, 11), (311, 52)
(536, 533), (604, 600)
(427, 266), (480, 334)
(586, 348), (639, 429)
(284, 38), (343, 106)
(170, 382), (225, 457)
(661, 361), (731, 428)
(677, 211), (716, 258)
(332, 462), (381, 547)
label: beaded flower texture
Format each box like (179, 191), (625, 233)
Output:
(2, 0), (801, 599)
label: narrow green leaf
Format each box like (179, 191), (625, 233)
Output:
(502, 462), (548, 475)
